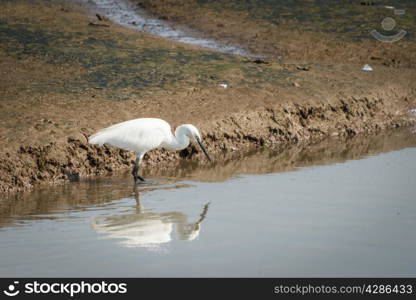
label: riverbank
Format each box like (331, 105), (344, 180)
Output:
(0, 0), (415, 193)
(136, 0), (416, 67)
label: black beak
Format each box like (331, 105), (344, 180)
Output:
(196, 138), (212, 162)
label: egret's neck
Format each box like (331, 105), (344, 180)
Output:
(166, 130), (190, 151)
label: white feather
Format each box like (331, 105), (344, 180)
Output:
(88, 117), (211, 182)
(89, 118), (172, 153)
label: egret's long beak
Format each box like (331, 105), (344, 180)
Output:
(196, 138), (212, 162)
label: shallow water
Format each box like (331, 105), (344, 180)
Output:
(85, 0), (251, 56)
(1, 130), (416, 277)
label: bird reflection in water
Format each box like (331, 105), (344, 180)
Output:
(91, 186), (209, 250)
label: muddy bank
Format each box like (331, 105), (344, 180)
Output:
(2, 91), (415, 194)
(2, 127), (416, 228)
(136, 0), (416, 67)
(0, 0), (415, 193)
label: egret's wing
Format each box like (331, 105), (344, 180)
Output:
(89, 118), (171, 153)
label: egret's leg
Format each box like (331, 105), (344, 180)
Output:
(132, 153), (145, 183)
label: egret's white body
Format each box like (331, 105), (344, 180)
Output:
(89, 118), (211, 182)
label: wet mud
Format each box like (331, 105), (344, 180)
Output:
(0, 0), (415, 193)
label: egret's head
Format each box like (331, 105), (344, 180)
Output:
(177, 124), (199, 140)
(177, 223), (201, 241)
(178, 124), (212, 162)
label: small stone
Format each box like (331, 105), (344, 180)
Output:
(296, 65), (310, 71)
(361, 64), (373, 72)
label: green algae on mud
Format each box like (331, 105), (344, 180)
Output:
(137, 0), (416, 67)
(167, 0), (416, 40)
(0, 13), (299, 100)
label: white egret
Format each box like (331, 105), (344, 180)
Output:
(88, 118), (212, 182)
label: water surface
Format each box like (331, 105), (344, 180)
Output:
(1, 130), (416, 277)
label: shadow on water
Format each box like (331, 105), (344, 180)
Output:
(1, 127), (415, 229)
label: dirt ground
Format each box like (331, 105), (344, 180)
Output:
(0, 0), (415, 193)
(137, 0), (416, 67)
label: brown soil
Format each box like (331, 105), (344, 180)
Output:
(137, 0), (416, 67)
(0, 0), (415, 194)
(2, 127), (416, 227)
